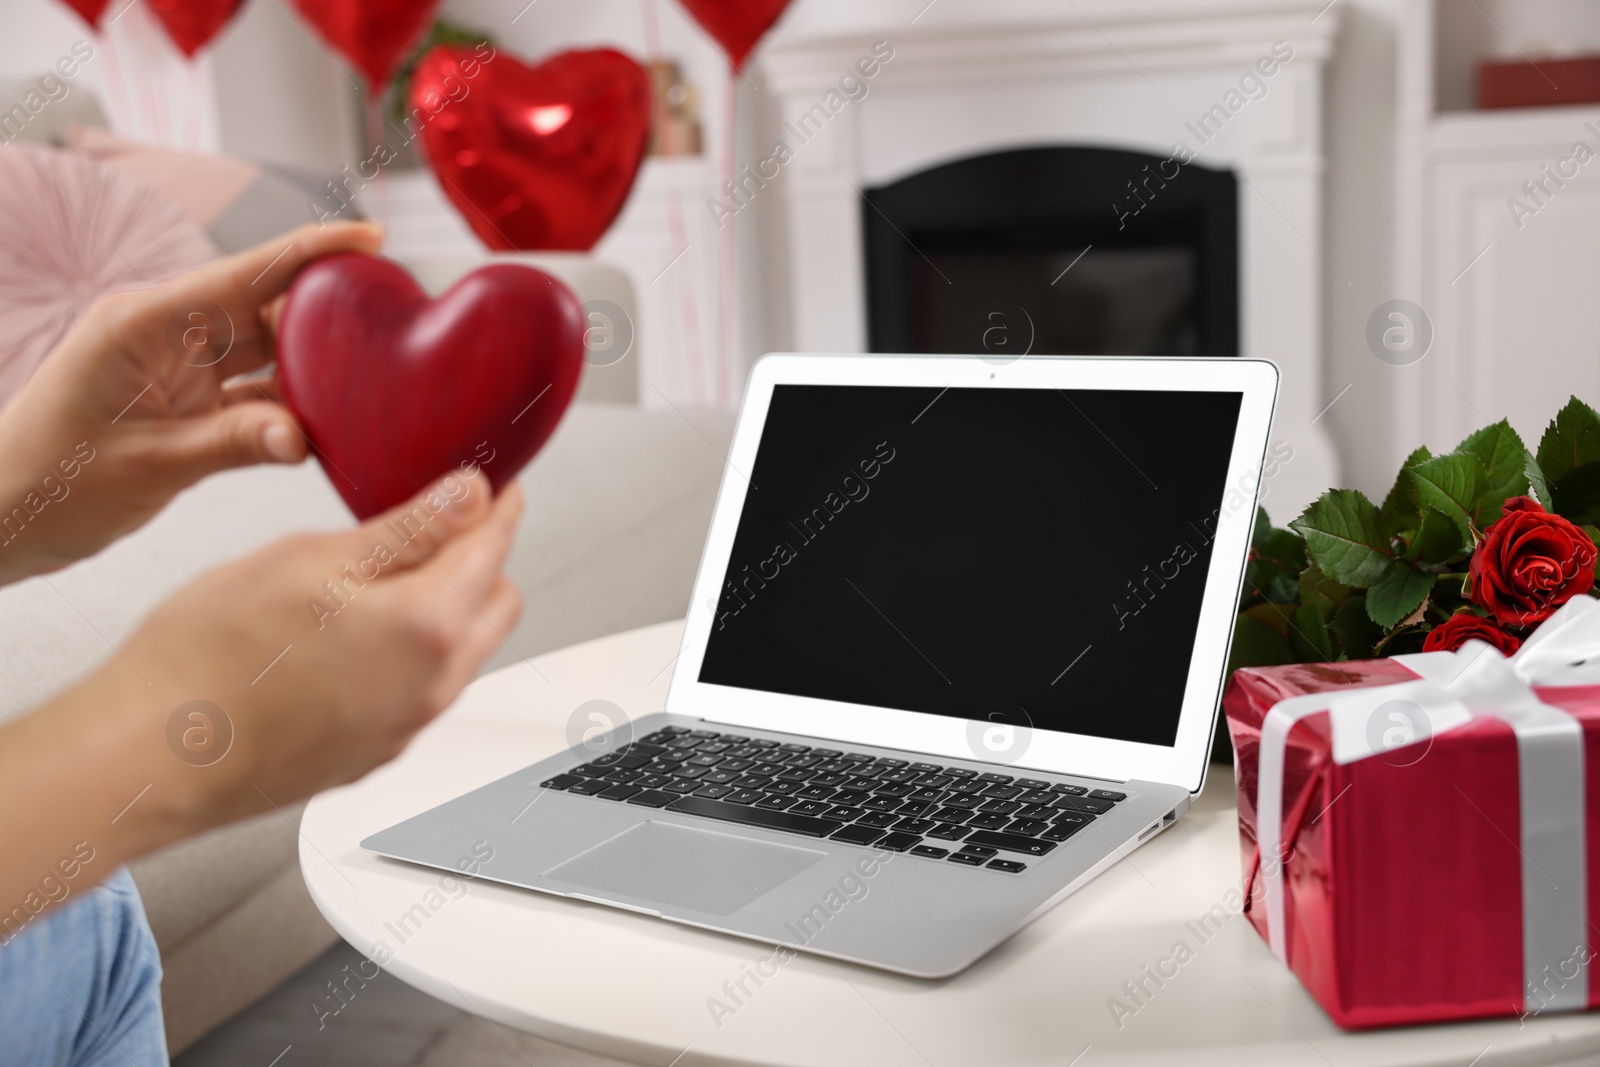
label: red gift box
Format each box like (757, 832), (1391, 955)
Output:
(1224, 613), (1600, 1030)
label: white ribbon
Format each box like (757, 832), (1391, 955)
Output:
(1253, 597), (1598, 1011)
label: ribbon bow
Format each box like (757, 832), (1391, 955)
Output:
(1253, 597), (1597, 1011)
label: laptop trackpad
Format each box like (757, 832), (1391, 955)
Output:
(544, 821), (825, 916)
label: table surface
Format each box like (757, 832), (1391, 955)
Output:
(301, 621), (1600, 1067)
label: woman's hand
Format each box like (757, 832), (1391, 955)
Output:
(0, 470), (524, 908)
(0, 222), (383, 585)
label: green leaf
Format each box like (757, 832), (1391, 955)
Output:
(1364, 563), (1437, 629)
(1403, 506), (1464, 565)
(1454, 421), (1529, 526)
(1379, 445), (1432, 537)
(1407, 453), (1489, 540)
(1330, 593), (1384, 660)
(1287, 601), (1334, 662)
(1229, 613), (1294, 672)
(1551, 460), (1600, 527)
(1537, 396), (1600, 485)
(1290, 490), (1396, 588)
(1299, 563), (1354, 621)
(1254, 525), (1307, 574)
(1526, 449), (1553, 510)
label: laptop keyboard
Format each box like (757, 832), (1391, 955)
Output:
(539, 725), (1128, 875)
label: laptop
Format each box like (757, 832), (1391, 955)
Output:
(363, 352), (1278, 978)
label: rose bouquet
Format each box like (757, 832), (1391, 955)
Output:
(1232, 396), (1600, 669)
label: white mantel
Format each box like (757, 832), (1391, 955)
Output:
(755, 0), (1341, 517)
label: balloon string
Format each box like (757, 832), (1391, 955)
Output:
(718, 64), (737, 408)
(364, 93), (390, 230)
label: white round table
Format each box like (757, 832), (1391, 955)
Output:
(301, 621), (1600, 1067)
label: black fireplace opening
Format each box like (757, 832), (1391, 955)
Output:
(863, 146), (1238, 358)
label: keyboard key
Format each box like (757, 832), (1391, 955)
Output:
(831, 824), (885, 846)
(862, 796), (902, 812)
(918, 774), (955, 788)
(757, 795), (798, 810)
(927, 823), (970, 841)
(697, 743), (731, 754)
(966, 813), (1010, 830)
(812, 748), (842, 757)
(767, 781), (804, 795)
(1055, 796), (1114, 815)
(873, 783), (915, 798)
(664, 780), (701, 794)
(702, 770), (741, 785)
(686, 754), (724, 767)
(1051, 810), (1093, 827)
(1018, 804), (1054, 820)
(944, 794), (982, 810)
(977, 773), (1013, 784)
(790, 801), (832, 817)
(825, 806), (865, 821)
(856, 811), (899, 828)
(833, 788), (871, 804)
(720, 759), (755, 772)
(626, 789), (677, 808)
(569, 778), (611, 796)
(726, 746), (763, 759)
(845, 776), (882, 791)
(720, 734), (749, 743)
(947, 852), (986, 866)
(785, 755), (823, 769)
(816, 761), (855, 775)
(930, 807), (972, 824)
(689, 729), (721, 739)
(1090, 789), (1128, 802)
(842, 752), (875, 762)
(776, 768), (812, 782)
(910, 762), (942, 772)
(907, 787), (946, 803)
(747, 739), (780, 749)
(875, 757), (908, 767)
(672, 766), (711, 779)
(727, 789), (765, 805)
(956, 844), (997, 859)
(946, 768), (977, 778)
(896, 800), (932, 816)
(1016, 778), (1049, 789)
(797, 785), (838, 802)
(979, 800), (1021, 815)
(603, 769), (645, 785)
(963, 830), (1058, 857)
(669, 796), (843, 837)
(910, 844), (949, 859)
(1007, 817), (1050, 836)
(895, 817), (935, 835)
(810, 773), (848, 787)
(1019, 790), (1056, 805)
(640, 730), (679, 744)
(540, 774), (583, 790)
(666, 737), (702, 750)
(950, 780), (986, 795)
(779, 743), (811, 753)
(878, 769), (919, 784)
(598, 784), (642, 800)
(693, 785), (735, 799)
(1051, 783), (1088, 795)
(983, 785), (1024, 800)
(987, 859), (1027, 874)
(1041, 822), (1086, 842)
(877, 832), (921, 852)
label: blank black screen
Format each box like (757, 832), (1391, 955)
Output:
(697, 384), (1243, 747)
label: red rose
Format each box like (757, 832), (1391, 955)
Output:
(1469, 496), (1597, 627)
(1422, 612), (1522, 655)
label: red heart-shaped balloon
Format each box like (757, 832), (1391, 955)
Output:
(290, 0), (440, 93)
(277, 254), (585, 519)
(147, 0), (244, 56)
(58, 0), (109, 27)
(678, 0), (792, 70)
(410, 46), (651, 251)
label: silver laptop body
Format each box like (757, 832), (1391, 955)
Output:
(364, 353), (1279, 978)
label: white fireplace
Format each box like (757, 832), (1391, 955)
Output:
(756, 0), (1340, 517)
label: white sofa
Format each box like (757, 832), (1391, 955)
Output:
(0, 401), (736, 1051)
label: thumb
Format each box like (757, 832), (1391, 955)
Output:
(349, 469), (496, 573)
(155, 401), (307, 478)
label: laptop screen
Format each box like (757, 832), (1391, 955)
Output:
(696, 383), (1243, 748)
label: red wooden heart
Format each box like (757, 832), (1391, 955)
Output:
(277, 254), (585, 519)
(290, 0), (440, 93)
(410, 46), (651, 251)
(678, 0), (792, 70)
(147, 0), (245, 57)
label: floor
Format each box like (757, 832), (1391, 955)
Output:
(172, 941), (636, 1067)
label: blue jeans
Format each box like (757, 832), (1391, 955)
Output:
(0, 868), (168, 1066)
